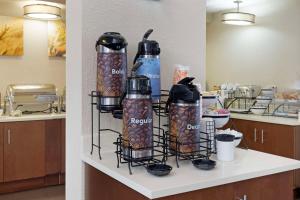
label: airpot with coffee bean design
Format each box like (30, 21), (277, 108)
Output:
(96, 32), (128, 111)
(166, 77), (201, 154)
(122, 62), (154, 161)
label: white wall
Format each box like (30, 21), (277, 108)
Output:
(67, 0), (206, 199)
(82, 0), (206, 136)
(66, 0), (82, 199)
(207, 0), (300, 90)
(0, 1), (66, 95)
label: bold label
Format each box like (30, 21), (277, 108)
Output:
(187, 124), (200, 130)
(130, 118), (153, 126)
(112, 68), (123, 75)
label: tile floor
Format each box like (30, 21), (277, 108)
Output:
(0, 186), (65, 200)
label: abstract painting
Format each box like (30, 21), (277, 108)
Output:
(48, 20), (66, 57)
(0, 16), (23, 56)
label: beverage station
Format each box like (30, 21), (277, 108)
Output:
(81, 29), (300, 200)
(89, 30), (242, 176)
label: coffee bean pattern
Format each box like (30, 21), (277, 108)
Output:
(169, 103), (200, 154)
(97, 53), (127, 96)
(122, 98), (153, 150)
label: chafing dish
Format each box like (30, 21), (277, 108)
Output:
(4, 84), (58, 115)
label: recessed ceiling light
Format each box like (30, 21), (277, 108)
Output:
(222, 1), (255, 26)
(24, 4), (62, 20)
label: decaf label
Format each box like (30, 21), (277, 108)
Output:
(186, 124), (200, 130)
(130, 118), (153, 126)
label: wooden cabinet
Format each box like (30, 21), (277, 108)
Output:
(226, 119), (296, 157)
(0, 124), (3, 183)
(233, 171), (293, 200)
(227, 118), (300, 188)
(3, 121), (46, 182)
(61, 119), (65, 174)
(45, 120), (62, 175)
(234, 178), (261, 200)
(85, 164), (294, 200)
(0, 118), (66, 193)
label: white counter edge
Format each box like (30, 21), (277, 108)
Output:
(230, 113), (300, 126)
(149, 164), (300, 199)
(81, 150), (300, 199)
(0, 113), (66, 122)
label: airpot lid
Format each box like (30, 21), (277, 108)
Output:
(96, 32), (128, 51)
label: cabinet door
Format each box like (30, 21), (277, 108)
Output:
(229, 119), (258, 150)
(46, 120), (61, 175)
(259, 171), (293, 200)
(61, 119), (65, 174)
(3, 121), (46, 182)
(259, 123), (295, 159)
(233, 172), (293, 200)
(234, 178), (261, 200)
(0, 124), (3, 183)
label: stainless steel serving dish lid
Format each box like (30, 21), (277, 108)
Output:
(6, 84), (57, 104)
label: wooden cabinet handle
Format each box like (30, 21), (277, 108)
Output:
(235, 195), (247, 200)
(254, 128), (257, 142)
(261, 129), (264, 144)
(7, 129), (11, 145)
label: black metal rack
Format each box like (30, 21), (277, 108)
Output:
(165, 120), (216, 168)
(89, 90), (216, 174)
(114, 127), (167, 175)
(89, 91), (122, 160)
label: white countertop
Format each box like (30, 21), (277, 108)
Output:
(0, 113), (66, 122)
(231, 113), (300, 126)
(81, 133), (300, 199)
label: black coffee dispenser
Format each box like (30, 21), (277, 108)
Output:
(166, 77), (201, 154)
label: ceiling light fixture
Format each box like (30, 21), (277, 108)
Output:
(222, 1), (255, 26)
(24, 4), (62, 20)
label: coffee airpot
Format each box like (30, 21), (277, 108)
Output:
(166, 77), (201, 154)
(133, 29), (161, 103)
(122, 62), (154, 161)
(96, 32), (128, 111)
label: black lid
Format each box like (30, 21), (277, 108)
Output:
(134, 29), (160, 64)
(168, 77), (200, 103)
(215, 134), (235, 142)
(96, 32), (128, 51)
(126, 75), (152, 95)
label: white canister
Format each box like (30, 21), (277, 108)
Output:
(216, 134), (235, 162)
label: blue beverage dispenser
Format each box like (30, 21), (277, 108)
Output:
(133, 29), (161, 102)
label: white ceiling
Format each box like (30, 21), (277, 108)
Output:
(207, 0), (269, 13)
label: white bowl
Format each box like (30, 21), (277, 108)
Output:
(250, 107), (266, 115)
(256, 96), (272, 104)
(202, 96), (218, 110)
(232, 132), (243, 147)
(203, 114), (230, 128)
(256, 99), (272, 104)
